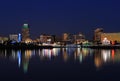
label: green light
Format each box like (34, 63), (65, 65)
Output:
(23, 24), (29, 29)
(23, 62), (29, 73)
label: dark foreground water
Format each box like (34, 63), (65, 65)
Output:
(0, 48), (120, 81)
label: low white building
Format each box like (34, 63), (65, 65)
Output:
(9, 34), (18, 42)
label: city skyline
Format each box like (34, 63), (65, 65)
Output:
(0, 0), (120, 39)
(1, 0), (120, 81)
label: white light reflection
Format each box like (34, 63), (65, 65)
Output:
(40, 48), (60, 60)
(12, 50), (16, 59)
(52, 48), (60, 56)
(42, 49), (52, 60)
(101, 50), (111, 62)
(79, 54), (82, 63)
(75, 48), (83, 63)
(5, 49), (7, 57)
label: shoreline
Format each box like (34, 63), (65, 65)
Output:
(0, 44), (120, 49)
(81, 45), (120, 49)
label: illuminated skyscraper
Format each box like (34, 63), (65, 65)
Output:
(22, 24), (30, 42)
(94, 28), (103, 43)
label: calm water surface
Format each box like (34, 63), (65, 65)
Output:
(0, 48), (120, 81)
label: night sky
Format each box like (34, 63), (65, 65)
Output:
(0, 0), (120, 39)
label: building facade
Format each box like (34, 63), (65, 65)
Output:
(9, 34), (18, 42)
(63, 33), (74, 42)
(40, 34), (54, 44)
(74, 33), (85, 44)
(94, 28), (103, 42)
(22, 24), (30, 42)
(63, 33), (69, 41)
(0, 37), (8, 43)
(101, 33), (120, 44)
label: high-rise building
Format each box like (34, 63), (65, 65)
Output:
(94, 28), (103, 42)
(22, 24), (30, 42)
(63, 33), (69, 41)
(63, 33), (74, 42)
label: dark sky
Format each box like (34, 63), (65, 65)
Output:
(0, 0), (120, 39)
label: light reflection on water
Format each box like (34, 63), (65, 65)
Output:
(94, 49), (120, 68)
(0, 48), (120, 73)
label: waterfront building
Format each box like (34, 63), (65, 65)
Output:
(63, 33), (74, 42)
(25, 38), (33, 44)
(9, 34), (18, 42)
(94, 28), (103, 43)
(0, 36), (8, 43)
(62, 33), (74, 44)
(102, 37), (110, 45)
(22, 24), (30, 42)
(9, 33), (22, 43)
(62, 33), (86, 44)
(101, 33), (120, 44)
(74, 32), (85, 44)
(40, 34), (54, 44)
(63, 33), (69, 41)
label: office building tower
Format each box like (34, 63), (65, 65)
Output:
(94, 28), (103, 42)
(22, 24), (30, 42)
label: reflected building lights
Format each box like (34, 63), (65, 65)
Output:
(23, 60), (29, 73)
(74, 48), (91, 63)
(74, 48), (83, 63)
(12, 50), (16, 59)
(42, 49), (52, 59)
(22, 50), (32, 73)
(82, 48), (89, 56)
(63, 48), (68, 62)
(40, 48), (60, 60)
(79, 54), (83, 63)
(2, 48), (120, 72)
(25, 50), (32, 58)
(94, 49), (120, 68)
(52, 48), (60, 56)
(112, 49), (115, 60)
(101, 50), (111, 62)
(17, 50), (21, 68)
(5, 50), (7, 57)
(38, 49), (41, 56)
(94, 49), (103, 68)
(94, 57), (103, 68)
(62, 48), (75, 62)
(111, 49), (120, 63)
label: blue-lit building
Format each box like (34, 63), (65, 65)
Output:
(18, 33), (22, 42)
